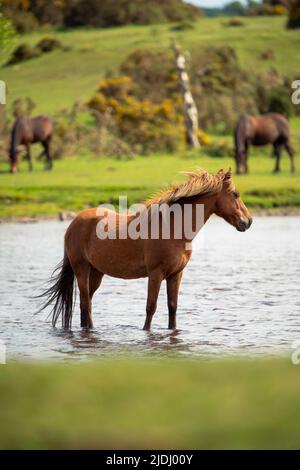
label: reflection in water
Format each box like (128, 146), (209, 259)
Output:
(0, 217), (299, 360)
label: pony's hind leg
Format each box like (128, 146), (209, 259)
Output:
(73, 262), (93, 328)
(166, 271), (183, 330)
(273, 143), (282, 174)
(143, 271), (164, 331)
(244, 143), (249, 174)
(89, 267), (103, 300)
(285, 141), (296, 174)
(43, 138), (53, 171)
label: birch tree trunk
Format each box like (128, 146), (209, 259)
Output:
(173, 41), (200, 148)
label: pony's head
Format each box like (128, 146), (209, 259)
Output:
(9, 147), (19, 173)
(214, 169), (252, 232)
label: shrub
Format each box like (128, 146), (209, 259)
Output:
(287, 0), (300, 28)
(36, 36), (63, 53)
(272, 5), (288, 15)
(204, 140), (233, 158)
(170, 20), (195, 31)
(88, 76), (184, 153)
(7, 36), (65, 65)
(0, 12), (16, 67)
(260, 48), (275, 60)
(4, 9), (38, 33)
(7, 43), (40, 65)
(192, 46), (247, 93)
(120, 49), (177, 103)
(248, 1), (288, 16)
(222, 17), (245, 26)
(268, 86), (292, 117)
(64, 0), (202, 28)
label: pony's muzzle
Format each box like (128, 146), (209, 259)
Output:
(236, 217), (252, 232)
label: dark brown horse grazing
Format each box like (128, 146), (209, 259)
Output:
(38, 168), (252, 331)
(9, 116), (54, 173)
(234, 113), (295, 174)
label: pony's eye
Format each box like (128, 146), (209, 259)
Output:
(233, 191), (240, 199)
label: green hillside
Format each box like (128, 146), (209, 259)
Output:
(1, 16), (300, 114)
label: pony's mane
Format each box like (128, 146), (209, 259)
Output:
(145, 168), (234, 207)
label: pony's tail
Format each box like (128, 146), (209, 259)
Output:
(37, 253), (75, 328)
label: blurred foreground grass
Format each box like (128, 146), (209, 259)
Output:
(1, 152), (300, 218)
(0, 357), (299, 449)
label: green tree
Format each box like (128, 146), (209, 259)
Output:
(223, 1), (246, 16)
(0, 11), (16, 66)
(287, 0), (300, 28)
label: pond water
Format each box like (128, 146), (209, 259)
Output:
(0, 217), (299, 360)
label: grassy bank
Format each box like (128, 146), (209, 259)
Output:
(0, 357), (299, 449)
(1, 17), (300, 113)
(0, 153), (300, 219)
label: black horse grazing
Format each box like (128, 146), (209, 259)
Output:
(234, 113), (295, 174)
(9, 116), (54, 173)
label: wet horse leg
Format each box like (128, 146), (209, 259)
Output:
(89, 267), (103, 301)
(26, 144), (33, 172)
(166, 271), (183, 330)
(143, 271), (164, 331)
(74, 262), (93, 328)
(284, 141), (295, 174)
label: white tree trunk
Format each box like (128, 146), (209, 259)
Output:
(173, 41), (200, 148)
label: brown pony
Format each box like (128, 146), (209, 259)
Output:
(39, 168), (252, 331)
(9, 115), (54, 173)
(234, 113), (295, 174)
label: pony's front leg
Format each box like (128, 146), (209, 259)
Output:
(26, 144), (33, 172)
(166, 271), (183, 330)
(143, 271), (164, 331)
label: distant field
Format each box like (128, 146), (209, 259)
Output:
(0, 357), (299, 449)
(0, 151), (300, 218)
(1, 16), (300, 113)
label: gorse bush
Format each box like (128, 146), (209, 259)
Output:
(88, 76), (185, 154)
(120, 49), (177, 103)
(248, 0), (290, 16)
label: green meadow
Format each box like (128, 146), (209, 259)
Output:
(0, 152), (300, 218)
(0, 358), (299, 449)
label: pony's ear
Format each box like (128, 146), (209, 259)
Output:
(224, 168), (232, 180)
(217, 169), (225, 177)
